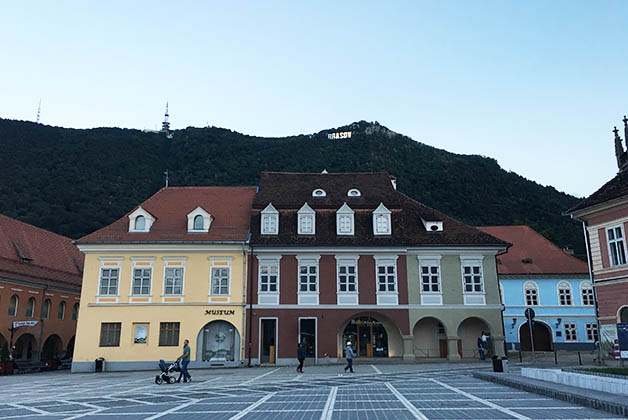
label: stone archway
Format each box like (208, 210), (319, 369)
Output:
(457, 317), (490, 358)
(519, 321), (553, 351)
(196, 320), (241, 364)
(338, 312), (403, 358)
(413, 317), (447, 358)
(14, 334), (37, 361)
(42, 334), (63, 360)
(66, 336), (76, 359)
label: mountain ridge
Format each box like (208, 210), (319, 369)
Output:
(0, 118), (583, 252)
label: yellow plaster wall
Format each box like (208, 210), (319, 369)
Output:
(74, 250), (247, 362)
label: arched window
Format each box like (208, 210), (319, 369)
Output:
(193, 215), (204, 230)
(72, 303), (79, 320)
(58, 301), (66, 320)
(135, 215), (146, 231)
(558, 281), (572, 306)
(621, 307), (628, 324)
(580, 281), (594, 306)
(42, 299), (51, 319)
(524, 281), (539, 306)
(8, 295), (18, 317)
(26, 297), (36, 318)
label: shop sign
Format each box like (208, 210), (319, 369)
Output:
(205, 309), (235, 316)
(13, 321), (38, 328)
(328, 131), (352, 140)
(618, 323), (628, 359)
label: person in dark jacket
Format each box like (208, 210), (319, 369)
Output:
(344, 341), (355, 373)
(296, 343), (305, 373)
(477, 337), (486, 360)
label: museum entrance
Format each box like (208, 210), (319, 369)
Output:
(342, 317), (388, 357)
(261, 318), (277, 364)
(198, 320), (240, 364)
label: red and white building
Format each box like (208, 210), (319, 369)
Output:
(0, 214), (83, 363)
(568, 116), (628, 357)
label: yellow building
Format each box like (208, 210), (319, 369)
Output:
(72, 187), (256, 372)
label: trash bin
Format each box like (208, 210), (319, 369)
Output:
(95, 357), (105, 373)
(501, 357), (509, 373)
(491, 355), (503, 372)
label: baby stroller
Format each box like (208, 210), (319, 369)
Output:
(155, 359), (180, 384)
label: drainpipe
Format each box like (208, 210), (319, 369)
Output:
(241, 243), (247, 367)
(495, 247), (510, 357)
(247, 241), (254, 367)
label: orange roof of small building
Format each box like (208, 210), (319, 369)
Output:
(477, 225), (588, 275)
(77, 186), (257, 244)
(0, 214), (84, 290)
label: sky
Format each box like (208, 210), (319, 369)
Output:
(2, 1), (627, 197)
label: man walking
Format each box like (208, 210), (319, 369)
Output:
(344, 341), (355, 373)
(177, 339), (192, 383)
(296, 343), (305, 373)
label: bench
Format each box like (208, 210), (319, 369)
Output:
(14, 361), (46, 374)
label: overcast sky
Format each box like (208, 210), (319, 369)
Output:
(2, 1), (627, 197)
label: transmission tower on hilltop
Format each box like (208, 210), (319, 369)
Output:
(162, 102), (173, 139)
(36, 99), (41, 124)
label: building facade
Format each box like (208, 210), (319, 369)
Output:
(568, 116), (628, 358)
(247, 172), (508, 365)
(479, 226), (595, 351)
(72, 187), (255, 372)
(0, 214), (83, 363)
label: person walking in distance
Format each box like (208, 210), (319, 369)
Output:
(176, 339), (192, 383)
(477, 336), (486, 360)
(344, 341), (355, 373)
(296, 343), (305, 373)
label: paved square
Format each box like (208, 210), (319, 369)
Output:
(0, 364), (622, 419)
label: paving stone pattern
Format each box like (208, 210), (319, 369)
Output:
(0, 364), (623, 420)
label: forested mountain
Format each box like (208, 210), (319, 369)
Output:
(0, 119), (583, 252)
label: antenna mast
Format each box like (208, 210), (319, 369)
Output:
(164, 169), (169, 188)
(36, 99), (41, 124)
(162, 102), (173, 139)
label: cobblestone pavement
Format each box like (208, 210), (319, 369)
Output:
(0, 363), (623, 419)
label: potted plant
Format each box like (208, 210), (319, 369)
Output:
(0, 342), (13, 375)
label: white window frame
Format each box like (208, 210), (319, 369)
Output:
(523, 281), (539, 306)
(347, 188), (361, 197)
(372, 203), (392, 235)
(162, 257), (186, 302)
(312, 189), (326, 197)
(336, 203), (355, 236)
(187, 206), (212, 233)
(564, 323), (578, 342)
(128, 206), (155, 232)
(129, 258), (154, 300)
(335, 255), (359, 305)
(580, 281), (594, 306)
(585, 323), (598, 342)
(58, 301), (65, 320)
(97, 258), (123, 302)
(8, 295), (18, 317)
(261, 203), (279, 235)
(257, 256), (281, 305)
(607, 225), (627, 266)
(557, 281), (573, 306)
(460, 256), (486, 305)
(374, 255), (399, 305)
(297, 255), (320, 305)
(297, 203), (316, 235)
(417, 256), (442, 305)
(209, 257), (233, 301)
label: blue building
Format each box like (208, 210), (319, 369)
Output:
(479, 226), (597, 351)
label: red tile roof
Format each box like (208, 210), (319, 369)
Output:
(477, 225), (588, 275)
(77, 186), (257, 244)
(0, 214), (84, 290)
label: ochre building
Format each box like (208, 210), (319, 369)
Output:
(72, 187), (255, 372)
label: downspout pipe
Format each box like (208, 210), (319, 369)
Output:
(247, 234), (254, 368)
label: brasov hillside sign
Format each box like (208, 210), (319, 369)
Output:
(328, 131), (352, 140)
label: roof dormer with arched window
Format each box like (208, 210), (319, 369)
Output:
(261, 203), (279, 235)
(336, 203), (355, 236)
(128, 207), (156, 232)
(372, 203), (392, 235)
(187, 206), (213, 233)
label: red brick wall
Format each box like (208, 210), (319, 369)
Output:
(358, 256), (377, 304)
(595, 280), (628, 321)
(280, 256), (298, 305)
(319, 255), (336, 305)
(598, 228), (610, 269)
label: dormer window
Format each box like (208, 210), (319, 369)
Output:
(347, 189), (361, 197)
(312, 189), (326, 197)
(298, 203), (316, 235)
(261, 203), (279, 235)
(336, 203), (354, 236)
(187, 206), (212, 233)
(373, 203), (391, 235)
(421, 218), (443, 232)
(128, 207), (156, 232)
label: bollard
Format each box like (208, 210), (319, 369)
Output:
(578, 352), (582, 366)
(519, 349), (522, 363)
(554, 349), (557, 365)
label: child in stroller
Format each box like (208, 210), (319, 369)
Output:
(155, 359), (181, 384)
